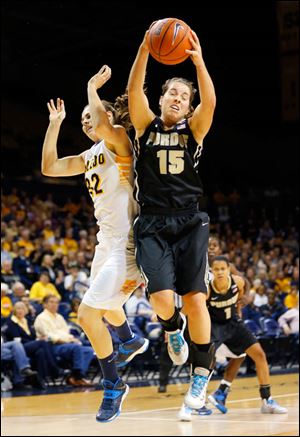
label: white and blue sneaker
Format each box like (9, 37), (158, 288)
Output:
(167, 313), (189, 365)
(178, 403), (213, 421)
(96, 378), (129, 422)
(261, 398), (288, 414)
(116, 335), (149, 368)
(184, 368), (209, 409)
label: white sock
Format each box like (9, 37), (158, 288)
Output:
(220, 379), (232, 387)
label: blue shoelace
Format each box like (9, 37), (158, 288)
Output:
(191, 375), (207, 397)
(169, 333), (184, 353)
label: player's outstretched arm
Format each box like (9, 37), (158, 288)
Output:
(41, 98), (85, 177)
(187, 30), (216, 143)
(128, 30), (155, 137)
(87, 65), (132, 157)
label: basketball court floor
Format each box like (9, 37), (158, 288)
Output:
(1, 373), (298, 436)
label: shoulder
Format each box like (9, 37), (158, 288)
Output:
(81, 144), (100, 160)
(136, 116), (159, 139)
(232, 274), (245, 289)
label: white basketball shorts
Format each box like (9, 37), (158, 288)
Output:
(82, 230), (142, 310)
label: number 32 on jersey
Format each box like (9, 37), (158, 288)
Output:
(85, 173), (103, 198)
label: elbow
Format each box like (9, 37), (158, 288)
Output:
(209, 95), (217, 110)
(41, 166), (50, 176)
(41, 164), (55, 177)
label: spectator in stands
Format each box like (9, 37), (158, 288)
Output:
(29, 272), (61, 302)
(34, 294), (94, 386)
(1, 336), (42, 389)
(76, 251), (89, 275)
(12, 245), (36, 287)
(41, 220), (55, 246)
(64, 262), (89, 300)
(10, 281), (28, 304)
(278, 306), (299, 335)
(253, 284), (268, 307)
(1, 282), (13, 320)
(4, 302), (63, 384)
(275, 270), (292, 294)
(284, 285), (299, 309)
(1, 239), (13, 264)
(17, 229), (35, 257)
(68, 297), (81, 326)
(39, 254), (56, 282)
(260, 290), (287, 320)
(63, 228), (78, 253)
(1, 259), (20, 288)
(20, 296), (37, 323)
(54, 270), (67, 300)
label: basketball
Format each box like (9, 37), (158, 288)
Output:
(147, 18), (192, 65)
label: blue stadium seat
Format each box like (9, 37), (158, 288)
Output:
(261, 318), (281, 337)
(58, 302), (71, 320)
(244, 319), (262, 336)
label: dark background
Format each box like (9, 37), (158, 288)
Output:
(1, 1), (299, 197)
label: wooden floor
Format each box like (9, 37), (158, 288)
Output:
(1, 374), (299, 436)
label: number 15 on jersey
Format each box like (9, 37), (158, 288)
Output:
(157, 150), (185, 175)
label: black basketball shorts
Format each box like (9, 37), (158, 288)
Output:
(133, 211), (210, 295)
(211, 318), (258, 356)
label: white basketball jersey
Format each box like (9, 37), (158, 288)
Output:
(83, 140), (138, 236)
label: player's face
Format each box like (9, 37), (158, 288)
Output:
(212, 261), (230, 280)
(81, 107), (98, 142)
(160, 81), (190, 125)
(208, 238), (221, 258)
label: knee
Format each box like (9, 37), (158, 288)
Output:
(77, 304), (104, 331)
(185, 300), (208, 318)
(77, 304), (89, 329)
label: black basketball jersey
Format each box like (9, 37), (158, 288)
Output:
(207, 275), (239, 323)
(133, 116), (204, 210)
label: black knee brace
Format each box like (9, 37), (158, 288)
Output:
(190, 342), (216, 372)
(157, 307), (183, 332)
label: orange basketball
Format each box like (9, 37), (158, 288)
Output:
(147, 18), (192, 65)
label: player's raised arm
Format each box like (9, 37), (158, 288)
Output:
(41, 98), (85, 177)
(187, 30), (216, 144)
(127, 30), (155, 137)
(87, 65), (132, 157)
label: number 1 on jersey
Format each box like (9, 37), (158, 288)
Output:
(224, 307), (232, 319)
(157, 150), (185, 175)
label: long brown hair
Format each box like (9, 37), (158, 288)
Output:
(103, 92), (132, 133)
(83, 92), (132, 133)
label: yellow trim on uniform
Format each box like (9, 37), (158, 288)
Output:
(115, 155), (133, 164)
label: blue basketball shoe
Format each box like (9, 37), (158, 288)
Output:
(116, 335), (149, 368)
(96, 378), (129, 422)
(208, 388), (228, 414)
